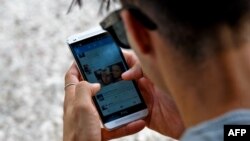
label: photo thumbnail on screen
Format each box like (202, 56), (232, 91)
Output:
(94, 62), (125, 86)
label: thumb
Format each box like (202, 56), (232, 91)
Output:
(122, 63), (143, 80)
(89, 83), (101, 96)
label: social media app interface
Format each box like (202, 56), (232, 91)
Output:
(73, 35), (141, 116)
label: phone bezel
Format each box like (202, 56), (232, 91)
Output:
(67, 27), (148, 130)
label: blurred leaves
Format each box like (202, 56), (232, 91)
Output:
(67, 0), (119, 14)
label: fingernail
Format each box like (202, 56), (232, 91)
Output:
(122, 71), (129, 78)
(92, 83), (101, 87)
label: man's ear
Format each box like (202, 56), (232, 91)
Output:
(121, 10), (152, 54)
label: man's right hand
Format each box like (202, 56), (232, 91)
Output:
(122, 49), (185, 139)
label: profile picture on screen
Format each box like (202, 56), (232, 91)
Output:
(94, 62), (126, 86)
(111, 62), (125, 82)
(98, 67), (113, 86)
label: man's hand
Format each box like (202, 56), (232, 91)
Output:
(63, 63), (146, 141)
(122, 49), (185, 139)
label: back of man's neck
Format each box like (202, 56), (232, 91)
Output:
(171, 27), (250, 128)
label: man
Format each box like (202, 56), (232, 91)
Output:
(63, 0), (250, 140)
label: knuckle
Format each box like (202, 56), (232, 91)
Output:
(75, 81), (91, 93)
(76, 81), (88, 88)
(73, 102), (89, 116)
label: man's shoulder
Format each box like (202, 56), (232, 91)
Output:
(180, 109), (250, 141)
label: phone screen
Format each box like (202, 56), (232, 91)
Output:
(69, 32), (147, 123)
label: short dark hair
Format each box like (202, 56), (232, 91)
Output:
(70, 0), (250, 60)
(121, 0), (250, 60)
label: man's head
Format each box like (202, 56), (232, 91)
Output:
(119, 1), (250, 126)
(120, 0), (250, 57)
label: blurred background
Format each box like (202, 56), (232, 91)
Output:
(0, 0), (175, 140)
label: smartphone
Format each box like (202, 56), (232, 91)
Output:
(66, 26), (148, 130)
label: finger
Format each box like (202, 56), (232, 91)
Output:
(122, 49), (138, 68)
(122, 63), (143, 80)
(137, 78), (154, 111)
(72, 82), (102, 141)
(102, 120), (145, 140)
(64, 63), (81, 110)
(75, 81), (101, 108)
